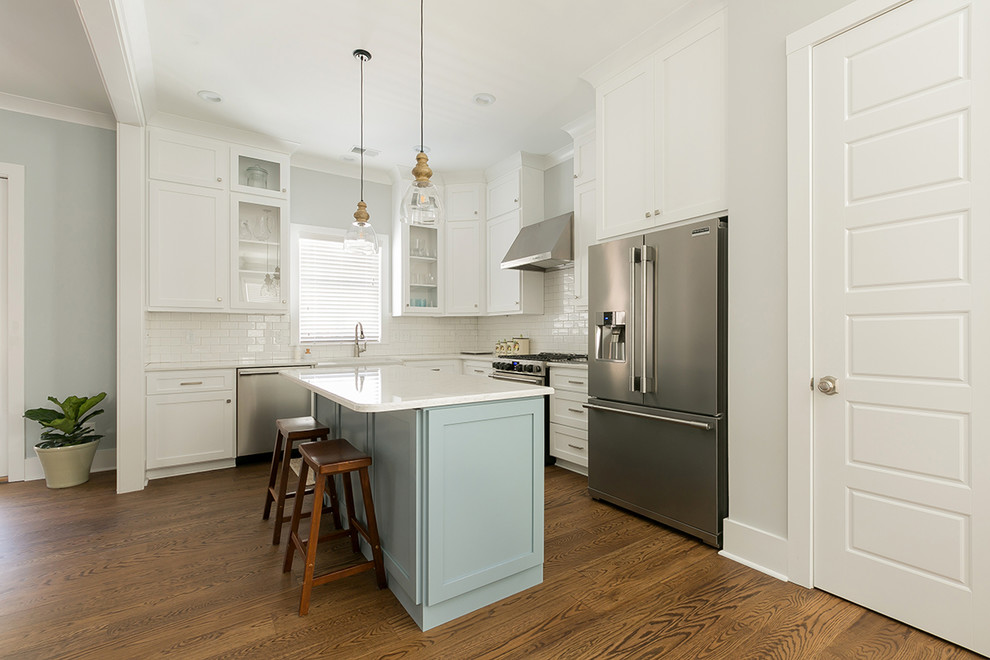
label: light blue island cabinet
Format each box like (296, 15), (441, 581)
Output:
(280, 366), (551, 630)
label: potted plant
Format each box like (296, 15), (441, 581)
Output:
(24, 392), (107, 488)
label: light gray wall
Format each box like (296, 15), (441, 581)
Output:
(0, 109), (117, 454)
(726, 0), (858, 539)
(543, 158), (574, 218)
(289, 166), (392, 233)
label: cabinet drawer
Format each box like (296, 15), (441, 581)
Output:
(463, 360), (493, 377)
(549, 368), (588, 393)
(550, 424), (588, 467)
(550, 390), (588, 429)
(147, 369), (235, 394)
(404, 359), (461, 374)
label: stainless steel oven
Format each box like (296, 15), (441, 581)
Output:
(490, 353), (588, 465)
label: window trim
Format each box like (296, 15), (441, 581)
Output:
(290, 223), (389, 346)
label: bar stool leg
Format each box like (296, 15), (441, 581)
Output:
(262, 429), (285, 520)
(299, 467), (325, 616)
(326, 474), (342, 530)
(358, 467), (387, 589)
(272, 434), (297, 545)
(341, 472), (360, 554)
(283, 460), (309, 574)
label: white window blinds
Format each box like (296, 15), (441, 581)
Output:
(297, 233), (382, 343)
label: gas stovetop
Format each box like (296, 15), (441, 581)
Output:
(492, 353), (588, 375)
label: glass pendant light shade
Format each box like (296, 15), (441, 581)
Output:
(344, 201), (379, 255)
(400, 154), (445, 226)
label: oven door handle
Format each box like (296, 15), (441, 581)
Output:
(488, 372), (545, 385)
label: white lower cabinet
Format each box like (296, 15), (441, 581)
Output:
(462, 359), (493, 377)
(146, 370), (235, 477)
(549, 367), (589, 473)
(405, 359), (462, 374)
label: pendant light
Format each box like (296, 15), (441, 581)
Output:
(399, 0), (444, 226)
(344, 49), (379, 255)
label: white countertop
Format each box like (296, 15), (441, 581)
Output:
(280, 365), (552, 413)
(144, 352), (494, 372)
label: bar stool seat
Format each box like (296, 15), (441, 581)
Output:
(262, 416), (339, 545)
(283, 439), (387, 615)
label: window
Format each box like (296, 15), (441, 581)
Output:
(292, 225), (386, 343)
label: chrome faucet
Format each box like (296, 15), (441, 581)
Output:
(354, 322), (367, 358)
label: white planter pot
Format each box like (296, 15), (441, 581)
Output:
(34, 441), (99, 488)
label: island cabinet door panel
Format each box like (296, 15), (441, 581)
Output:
(372, 409), (424, 604)
(337, 406), (373, 524)
(424, 398), (544, 606)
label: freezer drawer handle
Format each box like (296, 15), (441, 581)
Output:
(582, 403), (713, 431)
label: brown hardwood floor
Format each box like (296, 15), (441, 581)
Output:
(0, 465), (980, 659)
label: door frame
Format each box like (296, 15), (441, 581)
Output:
(1, 162), (26, 482)
(784, 0), (913, 588)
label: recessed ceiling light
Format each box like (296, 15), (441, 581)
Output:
(197, 90), (222, 103)
(412, 145), (431, 154)
(473, 93), (496, 106)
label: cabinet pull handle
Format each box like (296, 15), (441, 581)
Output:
(567, 407), (585, 414)
(431, 368), (441, 371)
(567, 380), (584, 385)
(567, 443), (585, 451)
(180, 381), (203, 386)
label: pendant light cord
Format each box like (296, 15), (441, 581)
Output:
(420, 0), (424, 152)
(360, 53), (365, 202)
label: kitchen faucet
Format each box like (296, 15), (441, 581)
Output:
(354, 322), (367, 358)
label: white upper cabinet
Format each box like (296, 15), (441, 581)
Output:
(149, 180), (229, 309)
(148, 128), (290, 313)
(573, 180), (596, 307)
(596, 10), (726, 241)
(445, 183), (485, 222)
(487, 172), (521, 219)
(230, 145), (290, 199)
(572, 130), (597, 188)
(445, 220), (484, 315)
(487, 210), (543, 315)
(149, 128), (228, 189)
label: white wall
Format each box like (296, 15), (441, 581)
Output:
(724, 0), (857, 567)
(290, 165), (392, 234)
(0, 109), (117, 454)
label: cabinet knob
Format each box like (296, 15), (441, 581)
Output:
(645, 211), (652, 218)
(514, 198), (519, 203)
(226, 399), (231, 404)
(573, 174), (578, 179)
(217, 297), (222, 302)
(474, 210), (478, 215)
(281, 299), (287, 304)
(217, 177), (222, 183)
(654, 209), (661, 215)
(474, 304), (478, 308)
(282, 188), (287, 193)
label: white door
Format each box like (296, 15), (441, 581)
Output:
(0, 176), (7, 479)
(812, 0), (989, 653)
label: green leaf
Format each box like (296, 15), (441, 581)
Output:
(77, 392), (107, 418)
(78, 409), (105, 425)
(59, 396), (85, 421)
(24, 408), (62, 424)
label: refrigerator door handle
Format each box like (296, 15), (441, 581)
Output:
(583, 402), (714, 431)
(628, 246), (640, 393)
(641, 245), (655, 393)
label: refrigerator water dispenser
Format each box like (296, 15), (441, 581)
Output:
(595, 311), (626, 362)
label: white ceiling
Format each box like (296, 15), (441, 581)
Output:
(2, 0), (689, 174)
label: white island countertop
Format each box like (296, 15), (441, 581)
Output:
(280, 365), (552, 413)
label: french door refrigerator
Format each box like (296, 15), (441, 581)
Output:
(587, 216), (727, 547)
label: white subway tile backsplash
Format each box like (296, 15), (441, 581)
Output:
(145, 268), (589, 364)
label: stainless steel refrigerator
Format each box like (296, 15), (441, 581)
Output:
(587, 216), (727, 547)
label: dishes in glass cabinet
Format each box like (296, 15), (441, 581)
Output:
(245, 165), (269, 189)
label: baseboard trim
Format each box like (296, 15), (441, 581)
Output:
(24, 448), (117, 481)
(719, 517), (789, 582)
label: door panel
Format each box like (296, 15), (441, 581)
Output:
(587, 401), (725, 547)
(588, 236), (642, 405)
(812, 0), (988, 652)
(645, 218), (722, 414)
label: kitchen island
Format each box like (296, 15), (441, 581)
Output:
(279, 365), (552, 630)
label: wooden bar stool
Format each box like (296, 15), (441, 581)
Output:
(262, 416), (340, 545)
(283, 439), (387, 615)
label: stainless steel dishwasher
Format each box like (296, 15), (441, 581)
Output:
(236, 365), (314, 461)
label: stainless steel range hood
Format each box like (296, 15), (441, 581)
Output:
(500, 212), (574, 271)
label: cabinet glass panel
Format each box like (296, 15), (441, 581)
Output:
(236, 200), (282, 306)
(235, 154), (283, 195)
(408, 225), (439, 310)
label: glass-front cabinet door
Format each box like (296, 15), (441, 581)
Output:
(229, 145), (290, 199)
(393, 222), (442, 315)
(230, 194), (288, 310)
